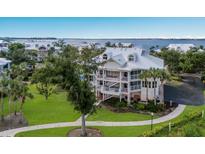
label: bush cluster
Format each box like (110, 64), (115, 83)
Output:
(142, 111), (202, 137)
(132, 101), (165, 113)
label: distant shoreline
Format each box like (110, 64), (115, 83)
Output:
(1, 37), (205, 40)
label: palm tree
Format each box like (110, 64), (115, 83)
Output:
(139, 70), (151, 103)
(0, 72), (9, 121)
(149, 68), (160, 105)
(158, 69), (170, 104)
(18, 82), (33, 114)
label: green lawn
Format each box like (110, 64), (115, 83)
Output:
(2, 84), (80, 125)
(15, 103), (205, 137)
(14, 90), (205, 137)
(16, 125), (151, 137)
(87, 107), (158, 121)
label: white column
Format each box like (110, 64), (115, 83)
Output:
(8, 62), (11, 69)
(127, 71), (131, 104)
(119, 71), (122, 102)
(102, 69), (105, 101)
(95, 71), (98, 98)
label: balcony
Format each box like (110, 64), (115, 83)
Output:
(121, 77), (128, 81)
(130, 75), (139, 80)
(121, 88), (128, 93)
(97, 74), (103, 78)
(131, 85), (141, 91)
(104, 87), (120, 93)
(104, 76), (120, 81)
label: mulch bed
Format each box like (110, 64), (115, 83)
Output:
(0, 113), (28, 132)
(100, 102), (176, 117)
(68, 128), (102, 137)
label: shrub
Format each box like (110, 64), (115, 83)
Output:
(183, 124), (201, 137)
(145, 101), (158, 112)
(104, 97), (127, 108)
(133, 103), (145, 111)
(143, 111), (202, 137)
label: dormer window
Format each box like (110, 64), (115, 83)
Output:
(128, 55), (134, 61)
(103, 54), (108, 60)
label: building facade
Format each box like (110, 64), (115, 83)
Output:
(92, 48), (164, 104)
(0, 58), (11, 74)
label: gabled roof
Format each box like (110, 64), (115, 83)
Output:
(111, 54), (126, 66)
(98, 47), (164, 70)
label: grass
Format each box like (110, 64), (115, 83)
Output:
(154, 115), (205, 137)
(16, 126), (151, 137)
(87, 107), (158, 121)
(14, 90), (205, 137)
(16, 127), (77, 137)
(2, 84), (80, 125)
(15, 102), (205, 137)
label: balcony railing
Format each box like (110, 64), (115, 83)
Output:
(122, 77), (128, 81)
(104, 87), (120, 93)
(130, 75), (139, 80)
(121, 88), (128, 92)
(97, 74), (103, 78)
(104, 76), (120, 81)
(131, 85), (141, 90)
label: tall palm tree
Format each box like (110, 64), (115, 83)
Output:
(0, 72), (9, 121)
(139, 70), (151, 103)
(158, 69), (170, 104)
(149, 68), (161, 105)
(18, 81), (33, 114)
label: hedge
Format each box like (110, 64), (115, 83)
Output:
(142, 111), (203, 137)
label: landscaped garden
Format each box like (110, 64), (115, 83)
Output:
(15, 103), (205, 137)
(2, 84), (81, 125)
(87, 98), (160, 122)
(87, 107), (158, 122)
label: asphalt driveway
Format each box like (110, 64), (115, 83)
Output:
(164, 74), (205, 105)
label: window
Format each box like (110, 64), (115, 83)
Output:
(89, 76), (93, 81)
(142, 81), (145, 87)
(128, 55), (134, 61)
(100, 81), (103, 85)
(103, 54), (108, 60)
(145, 81), (147, 88)
(152, 81), (155, 88)
(155, 81), (157, 88)
(149, 82), (151, 88)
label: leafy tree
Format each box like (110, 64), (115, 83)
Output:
(201, 71), (205, 87)
(153, 49), (182, 73)
(46, 45), (101, 136)
(36, 83), (56, 100)
(32, 63), (57, 100)
(105, 41), (111, 47)
(69, 79), (96, 136)
(6, 43), (28, 65)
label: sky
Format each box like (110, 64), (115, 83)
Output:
(1, 17), (205, 38)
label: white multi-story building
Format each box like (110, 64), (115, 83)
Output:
(167, 44), (195, 52)
(0, 58), (11, 74)
(92, 48), (164, 104)
(0, 40), (9, 52)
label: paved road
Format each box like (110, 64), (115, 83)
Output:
(0, 104), (185, 137)
(164, 74), (205, 105)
